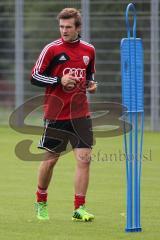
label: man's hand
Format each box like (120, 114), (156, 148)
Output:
(61, 74), (79, 90)
(87, 81), (97, 94)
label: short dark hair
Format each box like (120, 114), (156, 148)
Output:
(57, 8), (82, 27)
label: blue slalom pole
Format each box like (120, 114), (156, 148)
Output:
(121, 3), (144, 232)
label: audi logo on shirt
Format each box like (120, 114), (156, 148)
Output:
(63, 68), (86, 80)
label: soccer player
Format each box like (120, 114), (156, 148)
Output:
(31, 8), (97, 221)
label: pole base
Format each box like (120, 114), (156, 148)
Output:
(125, 227), (142, 232)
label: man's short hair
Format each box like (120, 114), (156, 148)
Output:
(57, 8), (82, 27)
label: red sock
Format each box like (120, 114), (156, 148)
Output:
(74, 194), (85, 209)
(36, 186), (48, 202)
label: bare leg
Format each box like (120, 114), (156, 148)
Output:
(38, 151), (60, 189)
(73, 148), (92, 195)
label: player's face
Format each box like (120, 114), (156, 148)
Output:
(59, 18), (80, 42)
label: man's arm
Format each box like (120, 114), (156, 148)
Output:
(86, 48), (97, 94)
(31, 72), (61, 87)
(30, 44), (61, 87)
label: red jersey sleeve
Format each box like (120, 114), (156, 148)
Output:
(31, 44), (61, 87)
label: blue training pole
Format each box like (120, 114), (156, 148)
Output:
(121, 3), (144, 232)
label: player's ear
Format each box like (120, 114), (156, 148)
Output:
(77, 27), (81, 37)
(76, 24), (80, 31)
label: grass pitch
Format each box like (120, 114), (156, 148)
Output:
(0, 125), (159, 240)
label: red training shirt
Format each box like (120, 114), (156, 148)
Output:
(31, 38), (96, 120)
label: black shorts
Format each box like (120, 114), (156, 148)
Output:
(38, 117), (93, 153)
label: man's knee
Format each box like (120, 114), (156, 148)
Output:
(43, 151), (60, 168)
(75, 148), (92, 167)
(77, 155), (91, 168)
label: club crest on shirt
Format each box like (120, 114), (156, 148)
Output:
(83, 56), (89, 65)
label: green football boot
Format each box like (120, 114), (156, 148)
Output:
(35, 202), (49, 220)
(72, 205), (94, 222)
